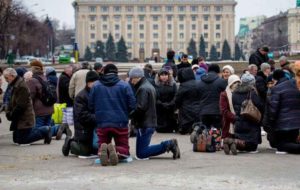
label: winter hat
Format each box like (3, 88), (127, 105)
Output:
(45, 66), (56, 76)
(103, 64), (118, 74)
(158, 68), (169, 76)
(260, 63), (271, 72)
(30, 60), (43, 70)
(241, 73), (255, 85)
(227, 74), (241, 88)
(94, 63), (103, 71)
(272, 69), (285, 81)
(129, 67), (144, 78)
(192, 64), (199, 70)
(81, 62), (90, 69)
(86, 70), (99, 83)
(222, 65), (235, 74)
(15, 67), (27, 77)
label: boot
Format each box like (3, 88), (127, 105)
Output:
(234, 139), (246, 153)
(223, 138), (233, 155)
(63, 123), (73, 137)
(98, 143), (108, 166)
(56, 124), (66, 140)
(62, 136), (72, 156)
(107, 143), (119, 166)
(167, 139), (181, 159)
(44, 126), (52, 144)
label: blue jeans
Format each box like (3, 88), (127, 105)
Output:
(136, 128), (170, 159)
(35, 115), (59, 137)
(92, 128), (99, 151)
(13, 127), (48, 144)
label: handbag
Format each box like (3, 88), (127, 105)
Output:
(240, 91), (261, 124)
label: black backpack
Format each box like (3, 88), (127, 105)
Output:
(33, 75), (57, 106)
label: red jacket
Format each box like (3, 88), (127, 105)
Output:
(219, 91), (235, 138)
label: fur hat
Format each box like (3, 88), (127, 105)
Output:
(86, 70), (99, 83)
(30, 60), (43, 70)
(129, 67), (144, 78)
(103, 64), (118, 74)
(222, 65), (235, 74)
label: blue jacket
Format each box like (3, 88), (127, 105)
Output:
(88, 74), (136, 128)
(269, 79), (300, 131)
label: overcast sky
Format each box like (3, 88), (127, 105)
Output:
(23, 0), (296, 34)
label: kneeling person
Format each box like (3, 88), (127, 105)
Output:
(62, 71), (99, 156)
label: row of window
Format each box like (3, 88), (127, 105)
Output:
(89, 5), (223, 13)
(90, 24), (221, 31)
(89, 15), (223, 22)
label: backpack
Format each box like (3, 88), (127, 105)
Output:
(191, 122), (216, 153)
(33, 75), (57, 106)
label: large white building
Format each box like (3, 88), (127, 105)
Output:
(74, 0), (236, 61)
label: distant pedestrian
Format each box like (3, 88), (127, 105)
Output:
(162, 50), (178, 79)
(249, 46), (269, 69)
(222, 65), (235, 82)
(177, 54), (191, 71)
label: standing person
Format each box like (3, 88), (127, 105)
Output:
(175, 68), (201, 134)
(94, 62), (103, 76)
(198, 64), (227, 130)
(248, 64), (258, 76)
(249, 46), (269, 69)
(232, 73), (263, 153)
(219, 75), (241, 155)
(3, 68), (52, 145)
(222, 65), (235, 82)
(177, 54), (191, 71)
(198, 56), (208, 72)
(266, 61), (300, 154)
(154, 68), (177, 133)
(89, 64), (136, 166)
(69, 62), (90, 99)
(27, 60), (69, 140)
(256, 63), (271, 104)
(129, 67), (180, 160)
(58, 65), (74, 107)
(279, 56), (294, 80)
(143, 64), (156, 86)
(162, 50), (178, 79)
(62, 71), (99, 156)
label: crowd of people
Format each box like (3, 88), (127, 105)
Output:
(0, 46), (299, 167)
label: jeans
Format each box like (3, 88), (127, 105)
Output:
(13, 127), (48, 144)
(92, 128), (99, 151)
(136, 127), (170, 159)
(35, 115), (60, 137)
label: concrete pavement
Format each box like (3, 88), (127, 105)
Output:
(0, 114), (299, 190)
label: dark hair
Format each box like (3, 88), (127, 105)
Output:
(198, 56), (205, 62)
(268, 59), (275, 65)
(182, 54), (188, 58)
(167, 50), (175, 60)
(144, 63), (153, 70)
(208, 64), (220, 73)
(261, 46), (269, 52)
(272, 69), (285, 81)
(191, 59), (198, 65)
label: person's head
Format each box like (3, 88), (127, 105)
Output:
(222, 65), (235, 80)
(81, 62), (90, 69)
(181, 54), (189, 63)
(94, 63), (103, 74)
(158, 68), (170, 82)
(129, 67), (144, 85)
(248, 64), (258, 76)
(272, 69), (285, 82)
(144, 64), (153, 72)
(45, 66), (56, 77)
(191, 59), (198, 66)
(86, 70), (99, 89)
(259, 46), (269, 56)
(208, 64), (220, 74)
(167, 50), (175, 60)
(260, 63), (271, 77)
(198, 56), (205, 63)
(163, 65), (173, 77)
(227, 74), (241, 91)
(268, 59), (276, 71)
(241, 73), (256, 86)
(64, 65), (73, 77)
(15, 67), (27, 78)
(3, 68), (18, 84)
(30, 60), (43, 74)
(103, 64), (118, 75)
(279, 56), (290, 69)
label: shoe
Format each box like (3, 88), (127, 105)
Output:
(62, 136), (72, 156)
(223, 138), (231, 155)
(44, 126), (52, 144)
(167, 139), (181, 159)
(230, 142), (237, 155)
(63, 123), (73, 137)
(98, 143), (109, 166)
(276, 151), (288, 155)
(107, 143), (119, 166)
(249, 150), (259, 154)
(56, 124), (66, 140)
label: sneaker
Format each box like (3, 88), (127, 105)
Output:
(107, 143), (119, 166)
(98, 143), (109, 166)
(44, 126), (52, 144)
(167, 139), (181, 159)
(62, 136), (72, 156)
(276, 151), (288, 155)
(56, 124), (66, 140)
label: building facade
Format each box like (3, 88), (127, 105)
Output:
(74, 0), (236, 61)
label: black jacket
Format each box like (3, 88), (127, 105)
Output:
(163, 60), (178, 78)
(58, 72), (73, 107)
(233, 84), (263, 144)
(175, 68), (201, 128)
(73, 87), (96, 143)
(249, 49), (269, 69)
(131, 77), (157, 128)
(255, 71), (268, 103)
(198, 72), (227, 116)
(177, 62), (191, 71)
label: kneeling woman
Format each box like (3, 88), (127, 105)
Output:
(232, 73), (263, 153)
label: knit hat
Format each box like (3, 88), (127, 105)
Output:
(260, 63), (271, 71)
(129, 67), (144, 78)
(15, 67), (27, 77)
(86, 70), (99, 83)
(103, 64), (118, 74)
(30, 60), (43, 70)
(45, 66), (56, 76)
(222, 65), (235, 74)
(94, 63), (103, 71)
(227, 74), (241, 88)
(241, 73), (255, 85)
(158, 68), (169, 76)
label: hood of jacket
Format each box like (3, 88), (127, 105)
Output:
(177, 68), (195, 83)
(99, 73), (120, 87)
(234, 83), (253, 94)
(200, 71), (219, 83)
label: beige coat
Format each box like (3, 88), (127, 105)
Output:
(68, 69), (89, 99)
